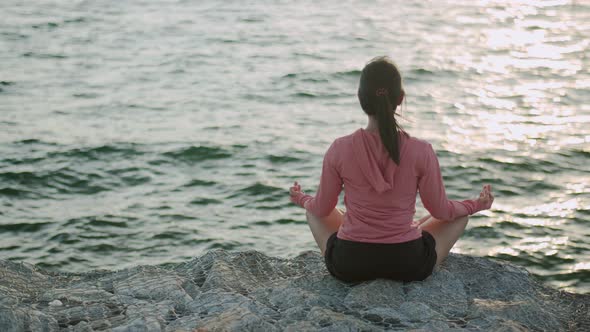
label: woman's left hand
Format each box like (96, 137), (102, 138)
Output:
(289, 181), (303, 204)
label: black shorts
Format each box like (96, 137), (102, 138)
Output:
(324, 231), (437, 282)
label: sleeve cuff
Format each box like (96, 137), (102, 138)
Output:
(463, 199), (484, 214)
(295, 193), (313, 209)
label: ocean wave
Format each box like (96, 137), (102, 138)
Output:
(22, 52), (67, 59)
(48, 232), (81, 245)
(152, 231), (187, 240)
(0, 187), (40, 198)
(46, 144), (145, 160)
(292, 92), (317, 98)
(31, 22), (59, 29)
(464, 225), (503, 239)
(266, 154), (301, 163)
(274, 218), (305, 225)
(183, 179), (217, 187)
(0, 222), (52, 233)
(477, 156), (560, 173)
(65, 215), (137, 229)
(162, 145), (232, 163)
(0, 81), (14, 92)
(190, 197), (222, 205)
(0, 169), (108, 195)
(231, 183), (284, 199)
(30, 18), (86, 30)
(332, 69), (362, 78)
(79, 243), (124, 252)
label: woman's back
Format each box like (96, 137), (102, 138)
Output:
(330, 128), (428, 243)
(304, 126), (484, 244)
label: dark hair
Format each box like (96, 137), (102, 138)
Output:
(357, 56), (405, 164)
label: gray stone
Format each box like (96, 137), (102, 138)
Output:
(0, 308), (25, 332)
(442, 254), (534, 301)
(398, 301), (444, 322)
(186, 290), (277, 319)
(0, 293), (19, 307)
(41, 287), (115, 304)
(282, 321), (316, 331)
(307, 306), (381, 332)
(405, 269), (469, 317)
(112, 316), (162, 332)
(417, 319), (455, 331)
(467, 296), (563, 331)
(27, 310), (60, 332)
(344, 278), (405, 310)
(465, 315), (530, 332)
(164, 314), (203, 332)
(280, 306), (309, 322)
(65, 320), (94, 331)
(0, 250), (587, 331)
(199, 306), (278, 332)
(267, 284), (345, 313)
(361, 307), (411, 328)
(112, 269), (192, 308)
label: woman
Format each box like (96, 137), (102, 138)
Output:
(289, 56), (494, 282)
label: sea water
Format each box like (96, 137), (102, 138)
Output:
(0, 0), (588, 293)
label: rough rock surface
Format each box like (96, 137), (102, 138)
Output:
(0, 249), (588, 331)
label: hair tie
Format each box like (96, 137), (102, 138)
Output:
(375, 88), (388, 96)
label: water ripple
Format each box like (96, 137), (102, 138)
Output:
(163, 146), (232, 163)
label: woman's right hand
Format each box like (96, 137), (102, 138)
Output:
(477, 184), (494, 210)
(289, 181), (303, 201)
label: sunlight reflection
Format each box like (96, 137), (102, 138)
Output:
(572, 262), (590, 271)
(485, 29), (544, 49)
(479, 0), (571, 9)
(565, 182), (589, 195)
(512, 217), (566, 227)
(490, 236), (569, 257)
(576, 79), (590, 89)
(490, 247), (519, 257)
(518, 237), (564, 252)
(525, 44), (567, 60)
(520, 199), (580, 218)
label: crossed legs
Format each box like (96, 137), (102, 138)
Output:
(305, 208), (344, 256)
(306, 208), (469, 267)
(419, 215), (469, 267)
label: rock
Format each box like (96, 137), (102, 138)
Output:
(0, 308), (59, 332)
(112, 316), (162, 332)
(42, 287), (114, 304)
(306, 306), (380, 332)
(0, 308), (25, 332)
(344, 278), (405, 310)
(186, 290), (278, 320)
(0, 249), (588, 331)
(398, 301), (444, 322)
(360, 307), (410, 329)
(27, 310), (60, 332)
(467, 296), (562, 331)
(199, 306), (278, 332)
(48, 300), (63, 307)
(404, 269), (469, 317)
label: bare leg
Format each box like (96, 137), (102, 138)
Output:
(419, 215), (469, 267)
(305, 208), (344, 256)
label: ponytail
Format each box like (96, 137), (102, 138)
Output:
(357, 56), (405, 165)
(375, 94), (400, 164)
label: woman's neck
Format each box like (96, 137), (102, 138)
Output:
(365, 115), (379, 132)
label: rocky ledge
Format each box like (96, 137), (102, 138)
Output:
(0, 250), (588, 331)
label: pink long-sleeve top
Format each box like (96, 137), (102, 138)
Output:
(293, 128), (485, 243)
